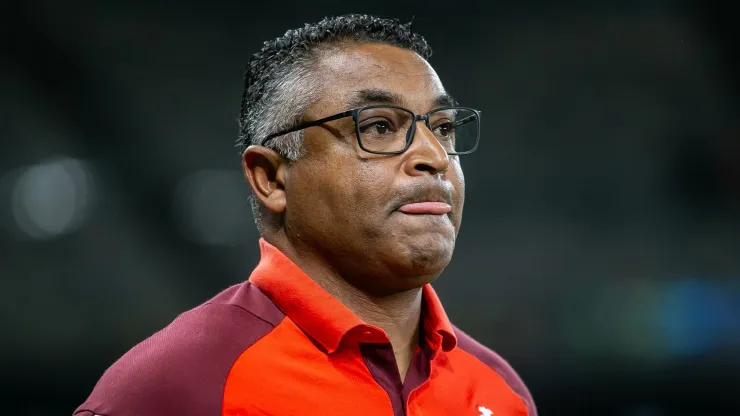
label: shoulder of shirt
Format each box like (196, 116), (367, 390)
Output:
(452, 325), (538, 416)
(73, 281), (285, 416)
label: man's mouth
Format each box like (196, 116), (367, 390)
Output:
(398, 202), (452, 215)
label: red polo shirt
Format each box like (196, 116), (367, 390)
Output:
(75, 239), (536, 416)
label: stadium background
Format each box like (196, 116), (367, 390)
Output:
(2, 0), (739, 414)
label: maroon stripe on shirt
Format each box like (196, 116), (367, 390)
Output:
(74, 282), (284, 416)
(360, 341), (433, 416)
(361, 343), (405, 416)
(453, 327), (538, 416)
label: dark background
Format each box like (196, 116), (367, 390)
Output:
(2, 0), (739, 414)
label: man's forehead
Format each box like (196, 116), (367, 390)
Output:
(315, 43), (446, 109)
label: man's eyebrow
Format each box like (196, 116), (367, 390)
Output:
(433, 93), (458, 108)
(347, 89), (404, 108)
(346, 89), (459, 110)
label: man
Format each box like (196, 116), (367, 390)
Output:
(75, 14), (536, 416)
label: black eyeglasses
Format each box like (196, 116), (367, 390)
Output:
(260, 105), (481, 155)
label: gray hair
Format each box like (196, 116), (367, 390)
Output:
(241, 61), (319, 231)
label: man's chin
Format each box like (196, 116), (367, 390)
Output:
(390, 240), (455, 278)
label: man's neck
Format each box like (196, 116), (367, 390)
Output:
(269, 232), (423, 381)
(317, 271), (423, 381)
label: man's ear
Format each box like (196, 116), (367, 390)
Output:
(242, 146), (288, 215)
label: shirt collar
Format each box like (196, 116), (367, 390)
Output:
(249, 238), (457, 354)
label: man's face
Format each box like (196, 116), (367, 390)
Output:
(284, 43), (465, 295)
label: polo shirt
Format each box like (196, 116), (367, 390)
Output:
(75, 239), (537, 416)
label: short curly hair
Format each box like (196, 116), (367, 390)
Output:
(238, 14), (433, 231)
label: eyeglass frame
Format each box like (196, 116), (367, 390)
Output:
(259, 105), (481, 156)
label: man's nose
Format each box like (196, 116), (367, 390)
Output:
(403, 120), (450, 176)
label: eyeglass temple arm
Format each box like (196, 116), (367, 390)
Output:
(260, 110), (355, 146)
(452, 114), (478, 127)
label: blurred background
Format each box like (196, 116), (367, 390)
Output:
(2, 0), (739, 414)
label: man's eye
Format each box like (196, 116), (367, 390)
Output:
(360, 120), (394, 135)
(435, 122), (453, 137)
(373, 121), (390, 134)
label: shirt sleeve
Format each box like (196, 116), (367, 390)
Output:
(453, 326), (538, 416)
(74, 300), (281, 416)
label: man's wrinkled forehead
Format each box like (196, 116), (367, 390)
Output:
(315, 43), (446, 110)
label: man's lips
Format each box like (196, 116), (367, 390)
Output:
(398, 202), (452, 215)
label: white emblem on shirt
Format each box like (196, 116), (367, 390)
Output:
(478, 406), (494, 416)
